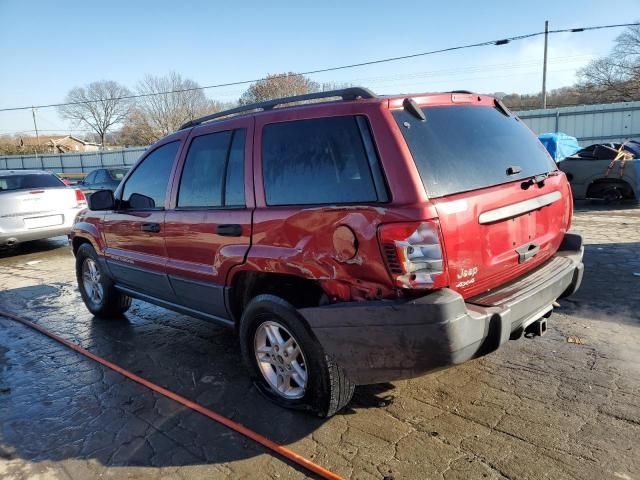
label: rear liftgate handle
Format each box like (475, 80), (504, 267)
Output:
(516, 242), (540, 263)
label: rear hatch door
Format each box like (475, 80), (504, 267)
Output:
(393, 100), (572, 299)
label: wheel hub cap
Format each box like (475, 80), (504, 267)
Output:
(254, 321), (307, 399)
(82, 258), (104, 305)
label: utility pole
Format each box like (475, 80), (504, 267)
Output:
(31, 106), (41, 163)
(542, 20), (549, 109)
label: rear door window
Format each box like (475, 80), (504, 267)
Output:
(84, 171), (97, 185)
(393, 105), (557, 198)
(95, 170), (109, 183)
(262, 116), (386, 206)
(225, 129), (246, 207)
(177, 129), (246, 208)
(121, 141), (180, 209)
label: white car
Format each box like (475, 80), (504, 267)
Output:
(0, 170), (87, 247)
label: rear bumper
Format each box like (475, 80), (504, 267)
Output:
(0, 209), (82, 246)
(301, 233), (584, 385)
(0, 226), (74, 246)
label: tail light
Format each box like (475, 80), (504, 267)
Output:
(378, 221), (448, 290)
(75, 189), (87, 208)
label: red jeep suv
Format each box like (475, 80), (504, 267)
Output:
(71, 87), (584, 417)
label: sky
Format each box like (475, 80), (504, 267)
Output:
(0, 0), (637, 136)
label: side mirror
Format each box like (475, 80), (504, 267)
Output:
(128, 193), (156, 209)
(88, 189), (115, 211)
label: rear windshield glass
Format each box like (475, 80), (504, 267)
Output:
(0, 173), (65, 192)
(393, 105), (556, 197)
(109, 169), (128, 180)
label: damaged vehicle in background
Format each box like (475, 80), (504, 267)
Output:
(71, 88), (584, 417)
(0, 170), (87, 248)
(559, 140), (639, 202)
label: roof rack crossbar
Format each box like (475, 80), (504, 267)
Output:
(179, 87), (377, 130)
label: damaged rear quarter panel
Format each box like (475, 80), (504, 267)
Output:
(227, 101), (441, 302)
(232, 204), (433, 301)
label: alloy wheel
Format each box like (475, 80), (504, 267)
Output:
(82, 258), (104, 305)
(254, 320), (308, 399)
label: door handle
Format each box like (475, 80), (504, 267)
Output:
(216, 224), (243, 237)
(141, 223), (161, 233)
(516, 242), (540, 263)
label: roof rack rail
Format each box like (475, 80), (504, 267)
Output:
(179, 87), (377, 130)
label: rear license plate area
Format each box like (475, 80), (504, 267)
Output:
(24, 214), (63, 229)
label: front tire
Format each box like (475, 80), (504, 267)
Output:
(239, 295), (354, 417)
(76, 243), (131, 317)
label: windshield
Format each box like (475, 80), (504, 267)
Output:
(0, 173), (66, 192)
(393, 105), (556, 197)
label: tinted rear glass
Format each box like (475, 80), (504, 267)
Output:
(178, 131), (232, 208)
(262, 116), (382, 206)
(225, 129), (246, 207)
(393, 105), (556, 197)
(0, 173), (65, 192)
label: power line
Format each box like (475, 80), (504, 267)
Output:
(0, 129), (94, 134)
(165, 55), (593, 103)
(0, 21), (637, 113)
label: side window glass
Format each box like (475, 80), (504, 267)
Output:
(178, 131), (232, 208)
(122, 141), (180, 209)
(95, 170), (109, 183)
(177, 128), (246, 208)
(84, 171), (96, 184)
(262, 116), (381, 205)
(224, 130), (246, 207)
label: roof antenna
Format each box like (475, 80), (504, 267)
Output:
(403, 98), (426, 121)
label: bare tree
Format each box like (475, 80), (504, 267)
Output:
(58, 81), (133, 147)
(239, 73), (319, 105)
(136, 72), (220, 137)
(578, 24), (640, 101)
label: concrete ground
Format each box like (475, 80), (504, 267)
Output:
(0, 203), (639, 480)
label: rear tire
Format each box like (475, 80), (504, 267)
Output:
(239, 294), (354, 417)
(602, 187), (623, 204)
(76, 243), (131, 317)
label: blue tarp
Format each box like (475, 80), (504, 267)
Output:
(538, 132), (581, 162)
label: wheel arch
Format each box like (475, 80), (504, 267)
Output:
(586, 177), (636, 199)
(226, 270), (326, 325)
(71, 234), (98, 256)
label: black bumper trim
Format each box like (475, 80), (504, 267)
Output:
(301, 233), (584, 385)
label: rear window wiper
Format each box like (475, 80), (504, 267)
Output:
(521, 171), (557, 189)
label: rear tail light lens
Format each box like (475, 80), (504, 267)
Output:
(379, 221), (447, 289)
(75, 189), (87, 208)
